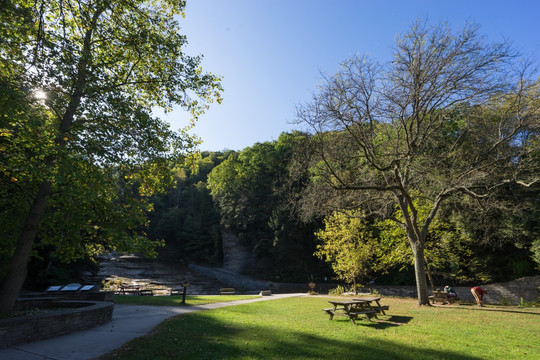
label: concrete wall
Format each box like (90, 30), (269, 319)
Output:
(346, 275), (540, 305)
(0, 300), (113, 347)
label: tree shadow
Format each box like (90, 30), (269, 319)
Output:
(100, 311), (481, 360)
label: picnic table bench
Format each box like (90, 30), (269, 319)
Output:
(324, 299), (378, 324)
(220, 288), (235, 295)
(429, 291), (456, 304)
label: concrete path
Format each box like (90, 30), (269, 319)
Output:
(1, 293), (305, 360)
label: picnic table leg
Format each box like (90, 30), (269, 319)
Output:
(375, 300), (386, 315)
(366, 303), (379, 319)
(346, 305), (356, 324)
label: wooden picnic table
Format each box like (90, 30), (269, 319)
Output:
(352, 296), (390, 315)
(323, 299), (378, 324)
(429, 291), (456, 304)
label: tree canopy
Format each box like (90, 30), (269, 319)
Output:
(0, 0), (221, 312)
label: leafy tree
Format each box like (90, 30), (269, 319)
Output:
(0, 0), (221, 312)
(295, 20), (539, 304)
(315, 211), (379, 293)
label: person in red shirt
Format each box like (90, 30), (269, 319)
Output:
(471, 286), (487, 306)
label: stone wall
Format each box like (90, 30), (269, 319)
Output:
(0, 300), (113, 347)
(20, 291), (114, 302)
(354, 275), (540, 305)
(189, 263), (540, 305)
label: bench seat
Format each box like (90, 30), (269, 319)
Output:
(348, 310), (378, 323)
(374, 305), (390, 313)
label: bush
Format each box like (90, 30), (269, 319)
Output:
(328, 285), (345, 296)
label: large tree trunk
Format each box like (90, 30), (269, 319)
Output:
(0, 181), (52, 313)
(411, 243), (430, 305)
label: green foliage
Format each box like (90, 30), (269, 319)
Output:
(377, 198), (498, 284)
(532, 239), (540, 270)
(207, 132), (320, 281)
(315, 210), (379, 286)
(147, 153), (226, 264)
(0, 0), (222, 297)
(328, 285), (346, 296)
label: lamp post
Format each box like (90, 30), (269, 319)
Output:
(181, 280), (190, 304)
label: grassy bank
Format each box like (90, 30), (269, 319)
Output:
(102, 296), (539, 359)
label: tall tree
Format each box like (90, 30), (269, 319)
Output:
(295, 20), (539, 305)
(0, 0), (221, 312)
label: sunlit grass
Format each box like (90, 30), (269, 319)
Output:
(113, 295), (260, 306)
(101, 296), (540, 360)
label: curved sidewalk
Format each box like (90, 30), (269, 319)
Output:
(1, 293), (305, 360)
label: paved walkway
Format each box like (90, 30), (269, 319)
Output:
(1, 293), (305, 360)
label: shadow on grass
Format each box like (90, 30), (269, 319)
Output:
(371, 315), (414, 328)
(328, 314), (413, 329)
(455, 303), (540, 316)
(100, 312), (480, 360)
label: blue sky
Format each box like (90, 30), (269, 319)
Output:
(160, 0), (540, 152)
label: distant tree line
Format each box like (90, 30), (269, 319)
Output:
(146, 129), (539, 287)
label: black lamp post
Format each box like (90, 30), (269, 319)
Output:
(181, 280), (190, 304)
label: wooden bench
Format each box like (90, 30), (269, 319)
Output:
(323, 308), (337, 320)
(348, 310), (378, 323)
(140, 289), (154, 296)
(373, 305), (390, 314)
(116, 285), (140, 295)
(170, 288), (183, 296)
(219, 288), (235, 295)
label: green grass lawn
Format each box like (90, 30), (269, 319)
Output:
(113, 295), (260, 306)
(101, 296), (540, 360)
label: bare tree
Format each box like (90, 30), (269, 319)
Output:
(295, 20), (539, 305)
